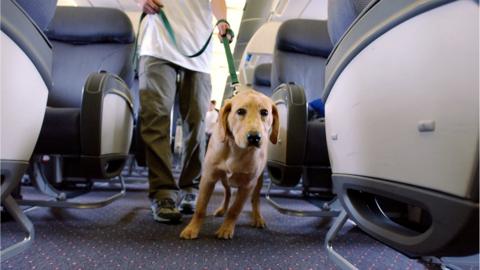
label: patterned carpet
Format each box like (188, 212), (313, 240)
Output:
(1, 175), (450, 270)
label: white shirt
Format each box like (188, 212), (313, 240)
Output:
(205, 109), (218, 135)
(139, 0), (213, 73)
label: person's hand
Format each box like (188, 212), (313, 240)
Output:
(140, 0), (163, 14)
(217, 21), (232, 43)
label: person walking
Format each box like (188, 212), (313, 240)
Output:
(204, 100), (219, 148)
(138, 0), (230, 222)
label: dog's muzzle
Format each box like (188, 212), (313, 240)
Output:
(246, 132), (261, 148)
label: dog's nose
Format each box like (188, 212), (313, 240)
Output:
(247, 132), (261, 147)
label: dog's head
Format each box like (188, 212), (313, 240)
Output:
(219, 88), (279, 149)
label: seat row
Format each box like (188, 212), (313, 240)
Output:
(1, 0), (137, 260)
(245, 0), (478, 268)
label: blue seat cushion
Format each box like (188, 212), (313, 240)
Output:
(44, 6), (134, 44)
(15, 0), (57, 31)
(253, 63), (272, 96)
(308, 99), (325, 118)
(277, 19), (332, 58)
(254, 63), (272, 87)
(48, 41), (134, 107)
(327, 0), (373, 45)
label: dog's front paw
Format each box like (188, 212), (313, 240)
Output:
(180, 224), (200, 240)
(252, 215), (266, 228)
(215, 224), (235, 239)
(213, 207), (226, 217)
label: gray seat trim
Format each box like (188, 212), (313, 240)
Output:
(322, 0), (455, 101)
(333, 174), (479, 257)
(0, 0), (52, 90)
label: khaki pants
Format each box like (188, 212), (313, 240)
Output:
(139, 56), (211, 202)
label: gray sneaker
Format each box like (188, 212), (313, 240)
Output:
(151, 198), (182, 222)
(179, 193), (197, 214)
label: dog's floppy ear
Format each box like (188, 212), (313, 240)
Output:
(269, 102), (279, 144)
(219, 100), (232, 142)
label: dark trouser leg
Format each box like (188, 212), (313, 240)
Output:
(139, 56), (179, 201)
(177, 69), (212, 191)
(205, 133), (212, 154)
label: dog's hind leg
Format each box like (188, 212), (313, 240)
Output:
(213, 177), (231, 217)
(251, 174), (266, 228)
(180, 172), (217, 240)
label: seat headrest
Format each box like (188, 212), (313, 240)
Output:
(254, 63), (272, 87)
(15, 0), (58, 31)
(327, 0), (373, 45)
(276, 19), (332, 58)
(45, 6), (134, 44)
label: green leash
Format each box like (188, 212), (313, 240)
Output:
(220, 28), (239, 87)
(133, 10), (239, 86)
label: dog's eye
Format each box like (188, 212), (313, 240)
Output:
(260, 109), (268, 117)
(236, 108), (246, 116)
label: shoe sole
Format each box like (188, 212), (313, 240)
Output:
(179, 203), (195, 214)
(151, 206), (182, 222)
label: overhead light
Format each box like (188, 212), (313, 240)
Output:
(57, 0), (78, 6)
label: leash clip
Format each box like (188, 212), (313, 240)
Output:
(231, 83), (240, 96)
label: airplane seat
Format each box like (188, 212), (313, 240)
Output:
(267, 18), (333, 192)
(8, 2), (136, 209)
(32, 6), (135, 179)
(270, 19), (332, 96)
(323, 0), (479, 266)
(1, 0), (55, 260)
(252, 63), (272, 96)
(45, 6), (135, 93)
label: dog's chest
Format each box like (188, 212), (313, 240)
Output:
(224, 160), (262, 188)
(226, 172), (255, 187)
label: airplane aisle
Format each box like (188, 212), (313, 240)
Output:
(1, 181), (445, 270)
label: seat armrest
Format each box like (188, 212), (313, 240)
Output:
(267, 83), (308, 187)
(81, 72), (134, 156)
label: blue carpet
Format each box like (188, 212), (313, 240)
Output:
(1, 179), (448, 270)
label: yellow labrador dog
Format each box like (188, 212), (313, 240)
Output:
(180, 88), (279, 240)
